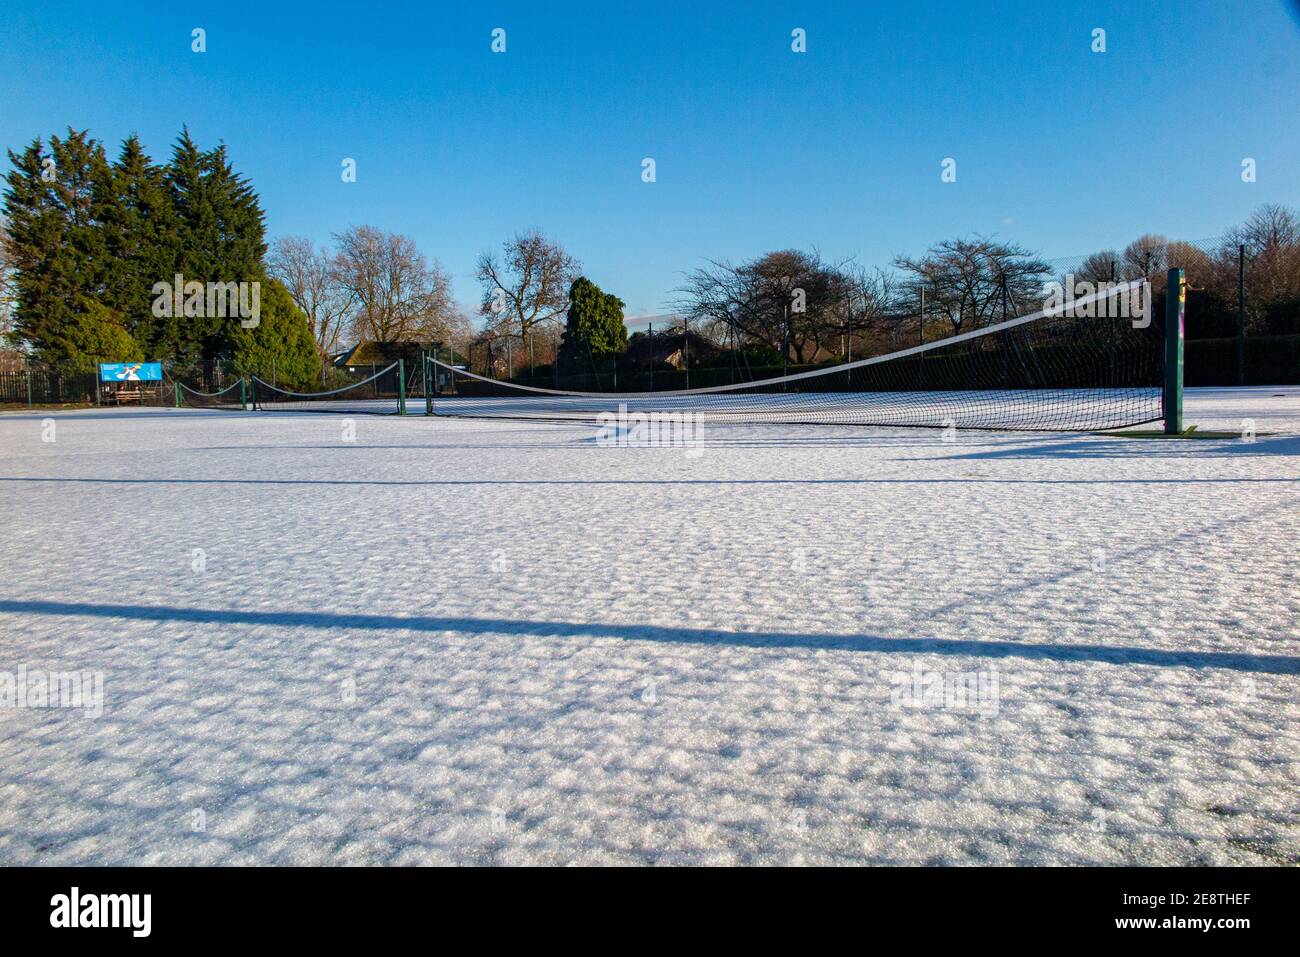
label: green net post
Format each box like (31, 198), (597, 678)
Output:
(248, 378), (257, 412)
(241, 378), (248, 411)
(397, 358), (406, 415)
(174, 380), (181, 408)
(423, 350), (433, 415)
(1164, 267), (1185, 435)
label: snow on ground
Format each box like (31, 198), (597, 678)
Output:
(0, 387), (1296, 865)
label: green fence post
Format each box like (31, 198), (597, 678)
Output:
(397, 358), (406, 415)
(422, 349), (433, 415)
(1164, 267), (1185, 435)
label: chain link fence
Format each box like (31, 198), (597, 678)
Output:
(1038, 233), (1298, 386)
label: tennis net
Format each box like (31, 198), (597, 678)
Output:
(251, 363), (404, 414)
(426, 280), (1164, 431)
(169, 378), (247, 411)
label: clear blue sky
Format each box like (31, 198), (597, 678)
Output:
(3, 0), (1298, 320)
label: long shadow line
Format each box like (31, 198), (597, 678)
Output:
(0, 599), (1294, 674)
(936, 435), (1300, 461)
(0, 476), (1294, 488)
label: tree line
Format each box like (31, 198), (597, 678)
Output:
(4, 126), (1297, 387)
(475, 208), (1300, 383)
(2, 128), (318, 382)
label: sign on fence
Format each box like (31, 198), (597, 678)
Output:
(99, 362), (163, 382)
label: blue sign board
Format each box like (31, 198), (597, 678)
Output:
(99, 362), (163, 382)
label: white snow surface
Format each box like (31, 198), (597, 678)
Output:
(0, 386), (1297, 865)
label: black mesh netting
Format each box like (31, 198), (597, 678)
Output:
(427, 283), (1164, 431)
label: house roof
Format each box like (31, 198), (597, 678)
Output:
(334, 340), (427, 368)
(625, 330), (719, 363)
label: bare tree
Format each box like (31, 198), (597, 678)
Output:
(1165, 241), (1214, 275)
(1223, 204), (1300, 331)
(843, 264), (901, 353)
(1074, 250), (1122, 285)
(267, 236), (354, 357)
(1227, 203), (1300, 254)
(475, 230), (580, 345)
(673, 249), (852, 363)
(330, 225), (458, 343)
(894, 237), (1050, 335)
(1120, 234), (1169, 280)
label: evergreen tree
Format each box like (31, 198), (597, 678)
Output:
(98, 135), (179, 352)
(62, 297), (144, 372)
(557, 276), (628, 373)
(165, 128), (268, 361)
(228, 278), (320, 389)
(3, 137), (57, 355)
(1, 129), (128, 367)
(4, 126), (286, 373)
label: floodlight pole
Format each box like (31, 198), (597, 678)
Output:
(1163, 267), (1185, 435)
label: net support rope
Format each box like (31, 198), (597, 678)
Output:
(168, 376), (246, 411)
(251, 362), (401, 413)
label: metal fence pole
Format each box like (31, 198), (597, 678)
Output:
(397, 358), (406, 415)
(1164, 268), (1185, 435)
(423, 348), (434, 413)
(26, 357), (32, 407)
(683, 316), (690, 391)
(919, 287), (926, 390)
(421, 349), (431, 415)
(1237, 243), (1246, 387)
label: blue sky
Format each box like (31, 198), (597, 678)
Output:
(3, 0), (1298, 321)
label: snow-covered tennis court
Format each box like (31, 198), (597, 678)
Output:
(1, 387), (1296, 864)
